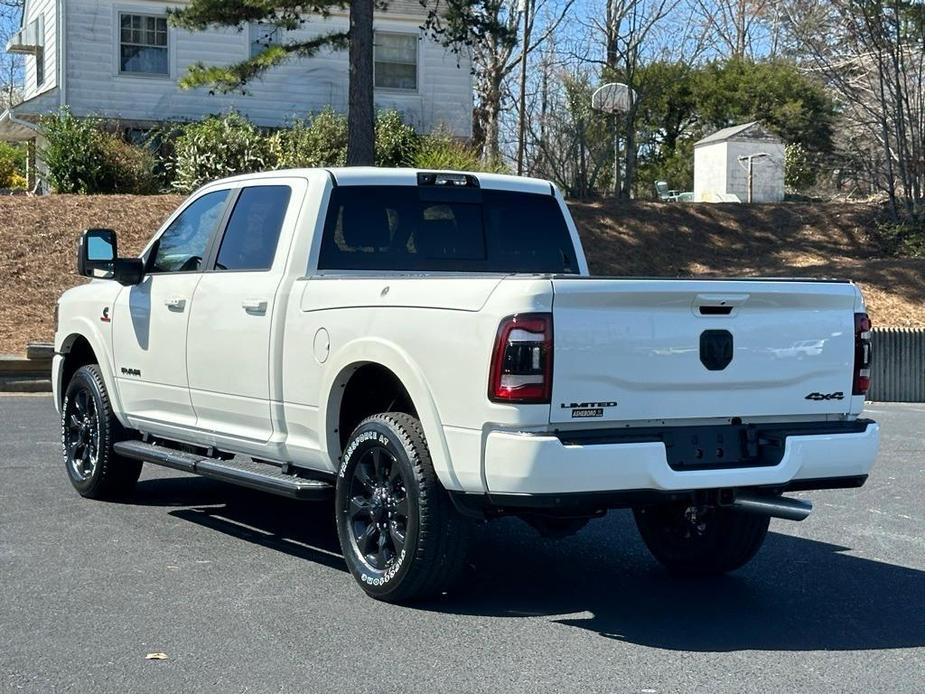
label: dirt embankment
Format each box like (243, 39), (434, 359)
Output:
(570, 200), (925, 329)
(0, 195), (184, 354)
(0, 195), (921, 355)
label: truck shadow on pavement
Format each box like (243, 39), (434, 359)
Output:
(442, 514), (925, 653)
(135, 476), (346, 574)
(138, 476), (925, 653)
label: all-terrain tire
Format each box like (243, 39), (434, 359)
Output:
(62, 364), (142, 499)
(335, 412), (470, 603)
(633, 502), (769, 576)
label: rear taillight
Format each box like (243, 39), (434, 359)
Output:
(489, 313), (553, 403)
(853, 312), (872, 396)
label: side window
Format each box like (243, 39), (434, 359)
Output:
(150, 190), (229, 273)
(215, 186), (292, 271)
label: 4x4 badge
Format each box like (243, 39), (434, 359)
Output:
(805, 391), (845, 401)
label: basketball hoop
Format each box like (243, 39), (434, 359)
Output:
(592, 82), (636, 199)
(592, 82), (635, 114)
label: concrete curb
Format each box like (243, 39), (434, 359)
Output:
(0, 344), (53, 393)
(0, 377), (53, 393)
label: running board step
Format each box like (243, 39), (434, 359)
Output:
(113, 440), (333, 500)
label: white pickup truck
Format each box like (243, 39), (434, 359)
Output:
(54, 168), (879, 602)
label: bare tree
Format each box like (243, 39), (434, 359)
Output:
(431, 0), (575, 163)
(0, 0), (24, 108)
(527, 68), (614, 196)
(694, 0), (778, 58)
(571, 0), (683, 196)
(787, 0), (924, 219)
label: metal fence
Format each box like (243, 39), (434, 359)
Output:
(869, 328), (925, 402)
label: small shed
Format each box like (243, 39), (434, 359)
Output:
(693, 121), (785, 203)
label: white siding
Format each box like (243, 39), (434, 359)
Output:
(725, 140), (785, 203)
(63, 0), (472, 135)
(20, 0), (58, 101)
(693, 142), (726, 202)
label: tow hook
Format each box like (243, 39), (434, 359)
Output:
(731, 492), (813, 521)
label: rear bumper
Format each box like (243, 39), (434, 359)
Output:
(483, 420), (879, 496)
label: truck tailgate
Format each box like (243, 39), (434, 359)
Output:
(550, 279), (860, 424)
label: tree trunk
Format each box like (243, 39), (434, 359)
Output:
(621, 96), (639, 198)
(736, 0), (747, 58)
(516, 0), (532, 175)
(347, 0), (375, 166)
(536, 58), (549, 175)
(623, 123), (635, 199)
(480, 68), (504, 163)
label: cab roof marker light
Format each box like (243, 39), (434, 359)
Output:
(417, 172), (480, 188)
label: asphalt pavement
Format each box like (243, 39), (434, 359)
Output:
(2, 396), (923, 693)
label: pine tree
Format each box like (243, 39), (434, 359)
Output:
(169, 0), (374, 165)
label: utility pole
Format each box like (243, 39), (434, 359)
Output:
(737, 152), (769, 203)
(516, 0), (532, 176)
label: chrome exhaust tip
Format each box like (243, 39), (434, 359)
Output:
(732, 493), (813, 521)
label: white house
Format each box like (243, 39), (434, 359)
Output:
(693, 121), (785, 203)
(0, 0), (473, 187)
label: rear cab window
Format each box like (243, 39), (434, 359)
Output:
(318, 184), (578, 273)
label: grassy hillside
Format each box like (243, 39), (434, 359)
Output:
(0, 195), (921, 355)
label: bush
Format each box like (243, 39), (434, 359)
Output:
(7, 172), (27, 189)
(172, 112), (271, 192)
(635, 138), (695, 199)
(375, 110), (417, 167)
(40, 109), (112, 193)
(103, 137), (159, 195)
(271, 108), (418, 169)
(0, 141), (26, 189)
(412, 129), (506, 173)
(876, 220), (925, 258)
(40, 109), (159, 194)
(269, 108), (348, 169)
(785, 142), (817, 191)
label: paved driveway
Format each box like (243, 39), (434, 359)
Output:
(2, 397), (923, 693)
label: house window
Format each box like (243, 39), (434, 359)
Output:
(374, 33), (417, 91)
(34, 14), (46, 87)
(119, 13), (168, 75)
(35, 48), (44, 87)
(250, 22), (281, 58)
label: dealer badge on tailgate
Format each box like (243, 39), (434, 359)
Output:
(561, 401), (617, 418)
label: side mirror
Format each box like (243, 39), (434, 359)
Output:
(77, 228), (144, 286)
(77, 228), (117, 278)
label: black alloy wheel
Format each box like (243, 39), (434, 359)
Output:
(346, 444), (410, 571)
(64, 385), (100, 482)
(335, 413), (470, 602)
(62, 364), (142, 499)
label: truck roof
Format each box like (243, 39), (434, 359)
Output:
(204, 167), (556, 196)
